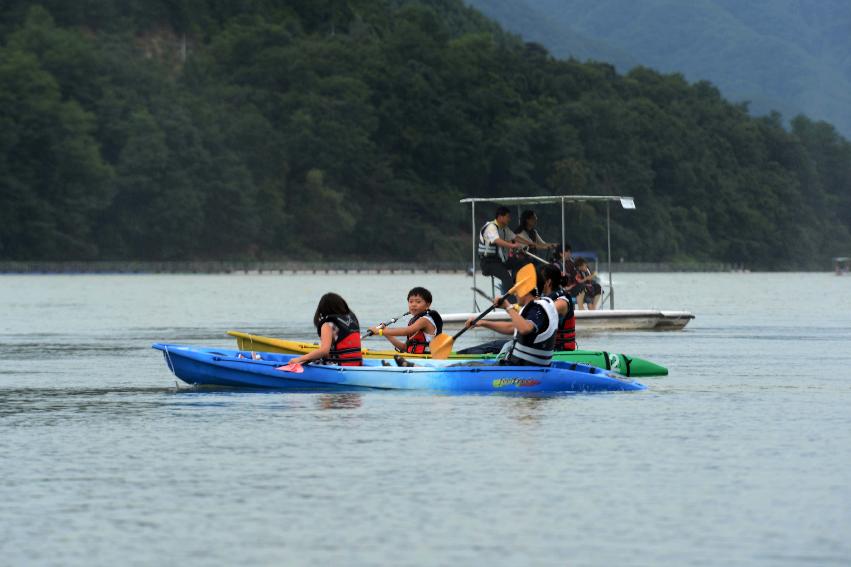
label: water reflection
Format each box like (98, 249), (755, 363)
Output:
(505, 395), (561, 425)
(317, 393), (363, 410)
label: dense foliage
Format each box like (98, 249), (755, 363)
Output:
(1, 1), (850, 268)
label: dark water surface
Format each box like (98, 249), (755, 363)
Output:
(1, 273), (850, 566)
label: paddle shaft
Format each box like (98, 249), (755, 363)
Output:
(522, 248), (551, 265)
(451, 303), (500, 341)
(362, 312), (409, 338)
(430, 262), (537, 359)
(449, 284), (523, 342)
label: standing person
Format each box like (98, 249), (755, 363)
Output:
(538, 264), (577, 351)
(465, 282), (559, 367)
(290, 293), (363, 366)
(369, 287), (442, 354)
(478, 206), (525, 298)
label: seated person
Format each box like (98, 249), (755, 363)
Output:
(369, 287), (442, 354)
(514, 210), (557, 251)
(574, 257), (602, 310)
(479, 206), (525, 299)
(291, 293), (362, 366)
(465, 283), (559, 366)
(511, 210), (557, 267)
(538, 264), (577, 351)
(552, 243), (579, 296)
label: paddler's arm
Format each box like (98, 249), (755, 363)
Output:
(554, 297), (569, 317)
(368, 323), (408, 351)
(469, 318), (515, 335)
(291, 323), (334, 365)
(467, 298), (530, 335)
(504, 303), (535, 335)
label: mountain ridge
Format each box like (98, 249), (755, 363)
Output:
(467, 0), (851, 137)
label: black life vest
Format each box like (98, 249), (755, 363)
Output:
(317, 313), (363, 366)
(404, 310), (443, 354)
(506, 298), (558, 366)
(548, 288), (576, 351)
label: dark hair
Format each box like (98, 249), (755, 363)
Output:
(495, 206), (510, 218)
(538, 264), (562, 293)
(575, 257), (587, 267)
(313, 292), (353, 330)
(407, 287), (433, 304)
(515, 209), (538, 237)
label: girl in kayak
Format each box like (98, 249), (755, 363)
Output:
(369, 287), (443, 354)
(290, 293), (363, 366)
(465, 277), (558, 366)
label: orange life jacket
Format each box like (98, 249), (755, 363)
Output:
(404, 310), (443, 354)
(549, 289), (576, 351)
(318, 314), (363, 366)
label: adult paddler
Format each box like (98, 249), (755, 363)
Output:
(478, 205), (525, 300)
(464, 272), (559, 366)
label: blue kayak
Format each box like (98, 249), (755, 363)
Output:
(152, 344), (646, 393)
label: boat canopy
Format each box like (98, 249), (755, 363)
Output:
(462, 194), (635, 310)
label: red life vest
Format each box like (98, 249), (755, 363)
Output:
(318, 314), (363, 366)
(404, 310), (443, 354)
(549, 289), (576, 351)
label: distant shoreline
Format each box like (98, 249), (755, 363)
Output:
(0, 260), (737, 274)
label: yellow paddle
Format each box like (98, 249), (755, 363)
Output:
(430, 263), (537, 359)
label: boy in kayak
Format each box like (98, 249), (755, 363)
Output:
(465, 277), (559, 366)
(290, 292), (363, 366)
(369, 287), (443, 354)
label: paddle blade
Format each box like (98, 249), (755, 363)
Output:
(276, 362), (304, 373)
(429, 333), (454, 360)
(511, 262), (538, 297)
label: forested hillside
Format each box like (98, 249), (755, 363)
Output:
(1, 1), (850, 268)
(467, 0), (851, 139)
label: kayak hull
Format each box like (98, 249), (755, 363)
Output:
(153, 344), (646, 393)
(226, 331), (668, 377)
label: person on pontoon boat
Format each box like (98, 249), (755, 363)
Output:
(511, 210), (558, 268)
(479, 206), (525, 300)
(552, 243), (579, 296)
(574, 257), (602, 310)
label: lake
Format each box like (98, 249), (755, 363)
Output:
(1, 272), (849, 566)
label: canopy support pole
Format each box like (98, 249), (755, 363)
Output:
(560, 198), (566, 273)
(607, 201), (614, 309)
(471, 201), (479, 311)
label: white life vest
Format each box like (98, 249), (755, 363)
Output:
(509, 297), (558, 366)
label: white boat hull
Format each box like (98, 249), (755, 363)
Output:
(442, 309), (694, 333)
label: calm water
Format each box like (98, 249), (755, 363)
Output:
(1, 272), (850, 566)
